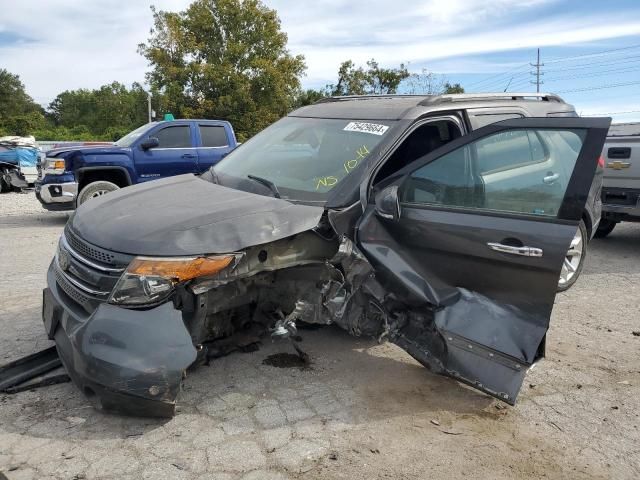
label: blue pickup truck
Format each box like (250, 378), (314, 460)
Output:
(36, 119), (237, 210)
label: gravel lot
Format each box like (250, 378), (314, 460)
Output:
(0, 190), (639, 479)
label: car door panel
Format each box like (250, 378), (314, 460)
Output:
(196, 124), (233, 173)
(134, 124), (198, 181)
(357, 117), (610, 404)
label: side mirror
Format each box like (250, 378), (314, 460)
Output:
(140, 137), (159, 150)
(374, 185), (401, 220)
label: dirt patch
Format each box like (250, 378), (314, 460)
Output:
(263, 352), (311, 369)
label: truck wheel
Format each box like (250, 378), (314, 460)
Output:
(77, 181), (120, 205)
(557, 220), (587, 292)
(0, 168), (10, 193)
(594, 219), (616, 239)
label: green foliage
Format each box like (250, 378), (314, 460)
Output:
(0, 69), (45, 135)
(48, 82), (149, 136)
(138, 0), (306, 139)
(330, 59), (409, 96)
(291, 88), (330, 109)
(443, 82), (465, 94)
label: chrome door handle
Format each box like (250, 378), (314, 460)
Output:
(487, 242), (543, 257)
(543, 173), (559, 184)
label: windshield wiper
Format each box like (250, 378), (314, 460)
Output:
(247, 175), (281, 199)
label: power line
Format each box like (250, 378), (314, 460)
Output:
(545, 65), (640, 82)
(544, 55), (640, 72)
(465, 63), (530, 89)
(582, 110), (640, 116)
(544, 43), (640, 64)
(557, 80), (640, 93)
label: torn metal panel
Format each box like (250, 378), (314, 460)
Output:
(71, 175), (325, 256)
(0, 346), (61, 392)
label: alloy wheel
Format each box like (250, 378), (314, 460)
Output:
(558, 227), (584, 287)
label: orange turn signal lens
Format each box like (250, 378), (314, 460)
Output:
(53, 160), (65, 170)
(126, 255), (234, 282)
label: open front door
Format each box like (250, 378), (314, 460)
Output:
(357, 117), (610, 404)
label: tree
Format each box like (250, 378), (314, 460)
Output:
(443, 82), (465, 94)
(330, 59), (409, 96)
(48, 82), (149, 137)
(0, 69), (44, 135)
(138, 0), (306, 140)
(404, 68), (465, 95)
(291, 88), (329, 109)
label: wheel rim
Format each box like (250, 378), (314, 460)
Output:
(558, 227), (584, 286)
(90, 189), (110, 198)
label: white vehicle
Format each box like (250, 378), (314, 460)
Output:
(596, 123), (640, 237)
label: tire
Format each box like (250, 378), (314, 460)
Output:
(0, 168), (10, 193)
(77, 180), (120, 206)
(557, 219), (588, 292)
(594, 219), (616, 239)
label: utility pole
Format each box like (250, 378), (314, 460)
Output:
(147, 92), (153, 123)
(530, 48), (544, 93)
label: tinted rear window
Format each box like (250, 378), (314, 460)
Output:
(200, 125), (229, 147)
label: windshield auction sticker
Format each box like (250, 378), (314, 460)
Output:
(343, 122), (389, 136)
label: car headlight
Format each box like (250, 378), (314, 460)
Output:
(109, 255), (234, 307)
(43, 158), (66, 175)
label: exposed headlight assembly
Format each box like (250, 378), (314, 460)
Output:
(43, 158), (66, 175)
(109, 255), (234, 307)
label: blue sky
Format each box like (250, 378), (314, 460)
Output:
(1, 0), (639, 121)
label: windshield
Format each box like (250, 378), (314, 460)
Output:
(114, 122), (156, 147)
(213, 117), (395, 202)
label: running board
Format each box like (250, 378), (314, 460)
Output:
(0, 346), (62, 392)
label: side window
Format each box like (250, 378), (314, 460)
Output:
(476, 130), (546, 174)
(468, 113), (523, 129)
(199, 125), (228, 147)
(401, 128), (587, 217)
(154, 126), (191, 148)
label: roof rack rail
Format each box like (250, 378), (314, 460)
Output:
(419, 92), (565, 106)
(314, 94), (431, 104)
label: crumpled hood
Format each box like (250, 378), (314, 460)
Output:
(71, 175), (324, 256)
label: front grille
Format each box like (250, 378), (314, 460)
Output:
(55, 230), (132, 313)
(55, 267), (94, 310)
(65, 226), (117, 266)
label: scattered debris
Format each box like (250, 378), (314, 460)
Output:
(430, 419), (440, 426)
(495, 403), (507, 410)
(171, 463), (185, 470)
(611, 406), (619, 410)
(370, 448), (380, 454)
(529, 383), (537, 388)
(549, 421), (564, 432)
(618, 380), (631, 385)
(632, 331), (640, 337)
(328, 453), (338, 460)
(576, 384), (583, 389)
(4, 374), (70, 394)
(0, 346), (62, 393)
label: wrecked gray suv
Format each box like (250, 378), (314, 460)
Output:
(43, 93), (610, 416)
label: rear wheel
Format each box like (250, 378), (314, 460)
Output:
(557, 220), (587, 292)
(77, 180), (120, 206)
(594, 219), (616, 238)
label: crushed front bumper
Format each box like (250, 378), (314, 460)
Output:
(35, 181), (77, 211)
(43, 262), (197, 417)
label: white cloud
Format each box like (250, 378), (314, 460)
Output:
(1, 0), (639, 111)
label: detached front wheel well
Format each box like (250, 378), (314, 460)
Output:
(77, 168), (131, 192)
